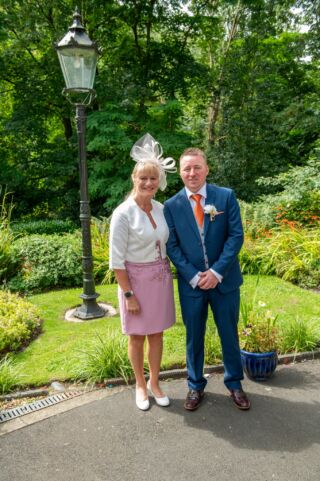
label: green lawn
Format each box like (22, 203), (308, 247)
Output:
(12, 275), (320, 387)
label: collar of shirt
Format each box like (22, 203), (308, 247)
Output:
(185, 183), (207, 207)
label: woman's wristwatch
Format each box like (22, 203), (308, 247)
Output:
(124, 290), (134, 298)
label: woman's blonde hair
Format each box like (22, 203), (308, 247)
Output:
(130, 161), (160, 195)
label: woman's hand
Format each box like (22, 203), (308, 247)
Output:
(126, 295), (141, 314)
(113, 269), (141, 314)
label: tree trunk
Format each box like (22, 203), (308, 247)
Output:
(63, 117), (73, 140)
(207, 1), (243, 145)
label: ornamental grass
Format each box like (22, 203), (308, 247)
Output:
(240, 224), (320, 289)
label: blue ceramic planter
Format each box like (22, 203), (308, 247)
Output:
(240, 349), (278, 382)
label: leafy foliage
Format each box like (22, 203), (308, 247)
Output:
(6, 220), (115, 292)
(7, 233), (82, 293)
(257, 151), (320, 226)
(209, 32), (319, 200)
(86, 103), (190, 215)
(1, 0), (319, 216)
(0, 188), (17, 283)
(0, 291), (41, 355)
(0, 1), (79, 219)
(240, 225), (320, 288)
(91, 217), (115, 285)
(11, 219), (77, 236)
(240, 147), (320, 240)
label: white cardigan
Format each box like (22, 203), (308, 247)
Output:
(109, 196), (169, 269)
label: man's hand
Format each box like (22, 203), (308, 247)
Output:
(126, 296), (140, 314)
(198, 270), (219, 290)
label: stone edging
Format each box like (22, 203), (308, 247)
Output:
(103, 348), (320, 387)
(2, 349), (319, 400)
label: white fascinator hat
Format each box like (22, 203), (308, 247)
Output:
(130, 133), (176, 191)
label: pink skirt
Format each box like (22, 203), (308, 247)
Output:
(118, 258), (176, 335)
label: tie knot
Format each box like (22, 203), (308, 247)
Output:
(190, 194), (204, 228)
(190, 194), (202, 203)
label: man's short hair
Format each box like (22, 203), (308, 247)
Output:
(180, 148), (207, 163)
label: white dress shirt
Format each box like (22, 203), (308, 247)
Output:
(109, 196), (169, 269)
(185, 184), (223, 288)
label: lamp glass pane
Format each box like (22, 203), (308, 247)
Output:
(57, 47), (97, 90)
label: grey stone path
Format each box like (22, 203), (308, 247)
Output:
(0, 359), (319, 481)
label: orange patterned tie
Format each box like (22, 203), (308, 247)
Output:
(190, 194), (204, 228)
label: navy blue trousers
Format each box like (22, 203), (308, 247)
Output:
(179, 287), (244, 391)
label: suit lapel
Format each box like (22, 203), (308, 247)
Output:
(204, 185), (217, 237)
(179, 189), (202, 240)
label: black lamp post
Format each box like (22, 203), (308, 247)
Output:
(55, 8), (105, 320)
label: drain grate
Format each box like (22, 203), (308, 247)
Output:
(0, 391), (85, 423)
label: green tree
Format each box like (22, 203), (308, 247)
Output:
(0, 0), (319, 215)
(0, 1), (79, 218)
(184, 0), (319, 200)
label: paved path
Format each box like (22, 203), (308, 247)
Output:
(0, 359), (319, 481)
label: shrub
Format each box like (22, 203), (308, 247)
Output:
(11, 219), (77, 236)
(0, 291), (41, 355)
(265, 226), (320, 288)
(241, 151), (320, 236)
(74, 331), (133, 383)
(0, 355), (23, 394)
(91, 217), (115, 285)
(257, 155), (320, 228)
(240, 201), (276, 237)
(240, 225), (320, 288)
(7, 233), (83, 293)
(239, 235), (262, 275)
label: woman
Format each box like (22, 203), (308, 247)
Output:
(109, 133), (176, 411)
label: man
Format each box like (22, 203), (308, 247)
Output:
(164, 148), (250, 411)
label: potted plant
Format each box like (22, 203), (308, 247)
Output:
(239, 298), (280, 381)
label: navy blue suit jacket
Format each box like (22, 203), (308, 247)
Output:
(164, 184), (244, 297)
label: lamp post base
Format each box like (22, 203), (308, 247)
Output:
(74, 295), (106, 320)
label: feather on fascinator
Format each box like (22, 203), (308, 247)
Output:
(130, 133), (176, 191)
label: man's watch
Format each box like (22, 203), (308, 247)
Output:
(124, 290), (134, 298)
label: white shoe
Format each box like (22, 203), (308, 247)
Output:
(147, 380), (170, 407)
(135, 389), (150, 411)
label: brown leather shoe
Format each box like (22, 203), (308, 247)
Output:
(184, 389), (205, 411)
(230, 389), (251, 410)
